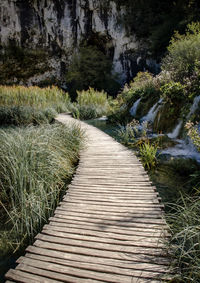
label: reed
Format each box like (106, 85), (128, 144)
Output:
(167, 193), (200, 282)
(0, 123), (84, 254)
(71, 88), (111, 120)
(0, 85), (70, 112)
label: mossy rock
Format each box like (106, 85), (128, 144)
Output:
(153, 101), (183, 133)
(136, 95), (159, 119)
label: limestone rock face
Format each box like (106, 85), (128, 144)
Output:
(0, 0), (157, 84)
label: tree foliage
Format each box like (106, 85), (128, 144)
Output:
(66, 46), (119, 99)
(114, 0), (200, 56)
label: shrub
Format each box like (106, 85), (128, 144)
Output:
(139, 141), (158, 170)
(116, 120), (148, 147)
(161, 82), (186, 103)
(0, 123), (84, 253)
(186, 121), (200, 152)
(0, 106), (57, 126)
(66, 45), (120, 98)
(162, 22), (200, 83)
(71, 88), (111, 120)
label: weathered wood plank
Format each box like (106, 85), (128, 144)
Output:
(16, 257), (163, 283)
(48, 221), (169, 238)
(41, 228), (165, 248)
(43, 224), (167, 242)
(26, 246), (169, 272)
(19, 254), (167, 280)
(34, 240), (169, 265)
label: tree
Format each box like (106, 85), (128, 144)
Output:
(66, 45), (119, 99)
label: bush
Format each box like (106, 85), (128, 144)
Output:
(162, 22), (200, 83)
(0, 106), (57, 126)
(71, 88), (111, 120)
(161, 82), (186, 103)
(66, 45), (120, 98)
(0, 85), (70, 112)
(139, 141), (158, 170)
(0, 123), (84, 253)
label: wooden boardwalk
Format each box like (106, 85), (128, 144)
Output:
(6, 114), (170, 283)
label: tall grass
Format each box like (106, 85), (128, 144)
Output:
(0, 85), (71, 125)
(167, 193), (200, 282)
(0, 106), (57, 126)
(0, 123), (84, 253)
(71, 88), (111, 120)
(0, 85), (70, 111)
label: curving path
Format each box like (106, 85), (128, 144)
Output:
(6, 114), (170, 283)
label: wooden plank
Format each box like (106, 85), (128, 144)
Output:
(48, 221), (169, 238)
(34, 240), (169, 265)
(42, 228), (165, 248)
(61, 199), (164, 208)
(6, 269), (60, 283)
(43, 224), (167, 243)
(20, 254), (168, 280)
(65, 195), (160, 203)
(57, 202), (163, 213)
(16, 263), (103, 283)
(55, 206), (164, 217)
(50, 216), (167, 231)
(35, 234), (167, 257)
(54, 209), (166, 223)
(17, 257), (163, 283)
(67, 190), (159, 196)
(53, 212), (166, 226)
(26, 246), (169, 272)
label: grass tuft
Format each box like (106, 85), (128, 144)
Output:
(0, 123), (84, 254)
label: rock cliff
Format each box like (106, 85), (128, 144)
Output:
(0, 0), (158, 85)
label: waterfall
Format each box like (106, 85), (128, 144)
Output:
(187, 95), (200, 119)
(130, 98), (141, 116)
(167, 121), (183, 139)
(141, 98), (163, 123)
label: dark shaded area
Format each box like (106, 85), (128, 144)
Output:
(114, 0), (200, 57)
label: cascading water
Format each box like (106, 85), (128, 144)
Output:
(161, 139), (200, 162)
(130, 98), (141, 117)
(141, 98), (163, 123)
(187, 95), (200, 119)
(167, 121), (183, 139)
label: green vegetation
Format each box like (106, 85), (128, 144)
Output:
(0, 46), (50, 84)
(0, 86), (70, 126)
(0, 123), (84, 254)
(0, 85), (70, 110)
(0, 85), (85, 279)
(167, 193), (200, 282)
(139, 141), (158, 170)
(107, 21), (200, 282)
(71, 88), (112, 120)
(66, 46), (120, 99)
(0, 106), (56, 126)
(114, 0), (200, 56)
(109, 71), (162, 124)
(162, 22), (200, 84)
